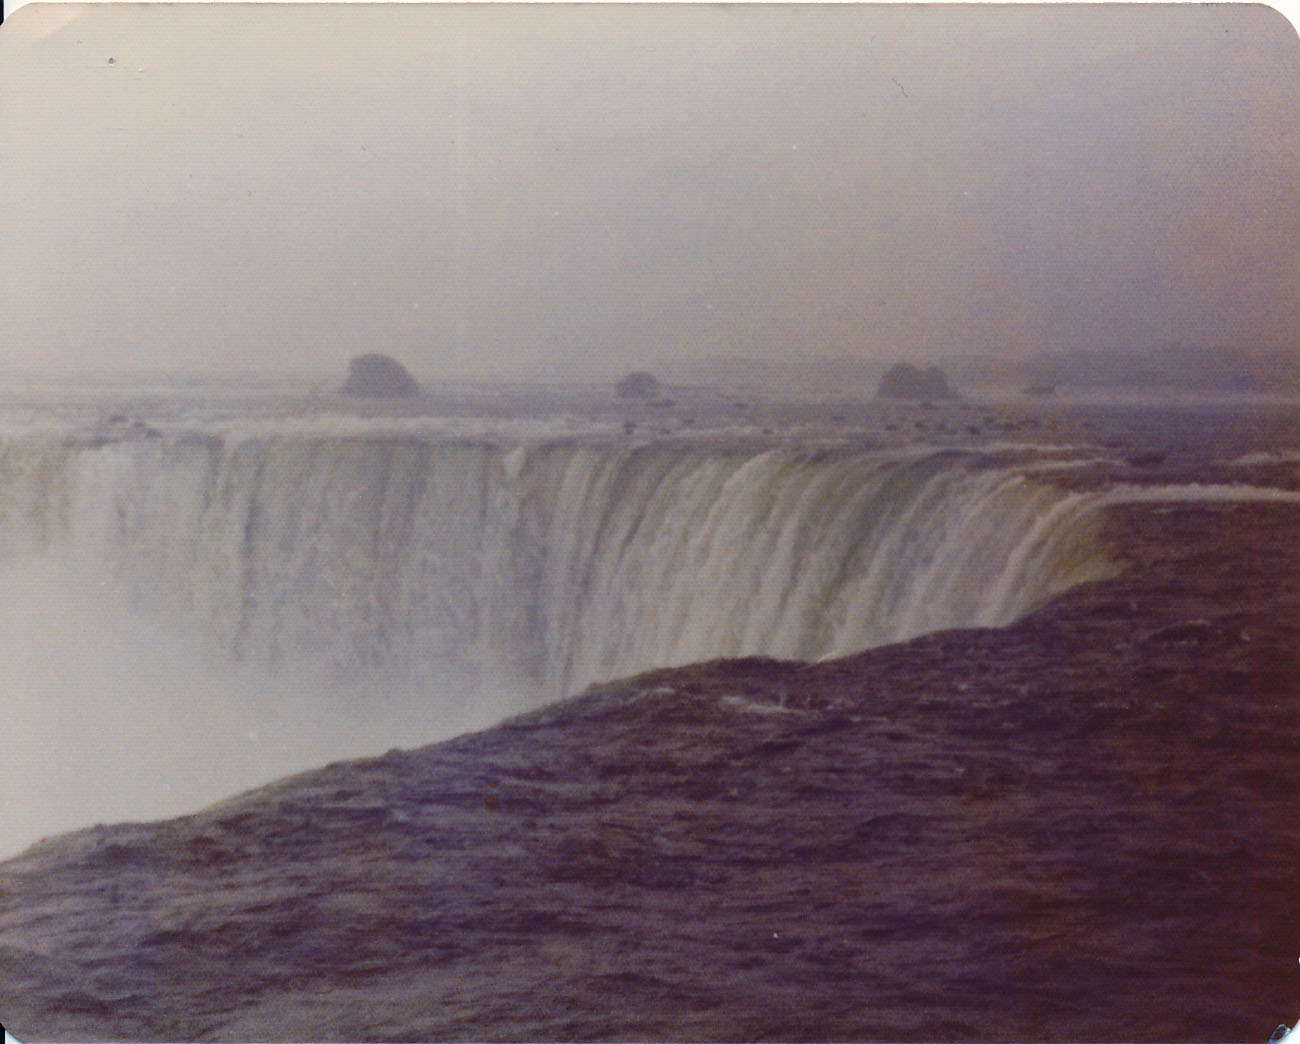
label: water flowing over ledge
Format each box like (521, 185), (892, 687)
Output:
(4, 414), (1299, 858)
(0, 431), (1129, 699)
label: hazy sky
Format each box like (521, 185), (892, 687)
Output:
(1, 3), (1297, 380)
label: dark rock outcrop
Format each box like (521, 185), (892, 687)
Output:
(615, 372), (661, 400)
(877, 363), (956, 400)
(340, 354), (419, 398)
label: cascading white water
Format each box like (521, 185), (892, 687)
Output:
(9, 418), (1300, 859)
(0, 431), (1122, 698)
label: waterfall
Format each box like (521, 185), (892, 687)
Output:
(0, 431), (1121, 698)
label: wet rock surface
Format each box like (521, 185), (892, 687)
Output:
(2, 500), (1299, 1041)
